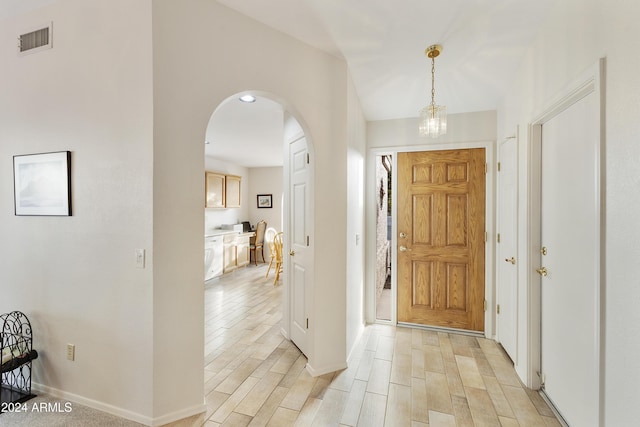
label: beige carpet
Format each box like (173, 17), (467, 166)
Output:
(0, 395), (145, 427)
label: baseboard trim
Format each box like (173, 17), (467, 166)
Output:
(306, 361), (347, 377)
(31, 383), (206, 427)
(32, 382), (153, 425)
(151, 402), (207, 427)
(280, 327), (289, 340)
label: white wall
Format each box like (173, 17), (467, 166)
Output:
(204, 157), (250, 232)
(0, 0), (155, 422)
(248, 167), (284, 235)
(346, 74), (367, 360)
(499, 0), (640, 424)
(368, 110), (497, 149)
(152, 0), (350, 389)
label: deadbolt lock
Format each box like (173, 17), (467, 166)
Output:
(540, 246), (548, 256)
(399, 232), (407, 238)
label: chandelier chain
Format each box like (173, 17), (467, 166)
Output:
(431, 56), (436, 107)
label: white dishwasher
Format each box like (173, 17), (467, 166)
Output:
(204, 236), (224, 281)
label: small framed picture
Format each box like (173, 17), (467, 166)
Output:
(257, 194), (272, 209)
(14, 151), (72, 216)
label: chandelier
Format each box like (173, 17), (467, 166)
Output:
(419, 44), (447, 137)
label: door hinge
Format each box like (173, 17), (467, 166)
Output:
(497, 304), (501, 315)
(484, 300), (487, 312)
(306, 318), (309, 329)
(484, 163), (488, 174)
(497, 162), (501, 172)
(537, 371), (546, 388)
(484, 232), (488, 243)
(497, 233), (501, 243)
(306, 153), (310, 164)
(307, 236), (310, 246)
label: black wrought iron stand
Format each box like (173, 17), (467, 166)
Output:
(1, 311), (38, 412)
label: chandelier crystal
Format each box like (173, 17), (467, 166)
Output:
(419, 45), (447, 138)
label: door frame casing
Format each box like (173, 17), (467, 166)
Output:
(525, 59), (604, 423)
(365, 140), (495, 338)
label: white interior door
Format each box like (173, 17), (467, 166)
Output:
(288, 136), (310, 356)
(497, 136), (518, 361)
(539, 89), (600, 426)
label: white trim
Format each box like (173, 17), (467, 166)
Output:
(32, 382), (205, 426)
(526, 58), (604, 425)
(150, 403), (207, 427)
(366, 140), (495, 336)
(280, 327), (290, 340)
(305, 361), (348, 377)
(540, 390), (571, 427)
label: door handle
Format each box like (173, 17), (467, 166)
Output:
(399, 246), (412, 252)
(536, 267), (548, 277)
(288, 250), (295, 256)
(504, 257), (516, 265)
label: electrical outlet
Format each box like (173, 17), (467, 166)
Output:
(67, 344), (75, 361)
(135, 249), (145, 268)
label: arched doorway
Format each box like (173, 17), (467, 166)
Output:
(204, 91), (315, 358)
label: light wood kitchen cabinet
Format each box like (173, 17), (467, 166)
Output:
(205, 172), (225, 208)
(205, 172), (241, 208)
(236, 234), (251, 267)
(225, 175), (241, 208)
(222, 232), (254, 273)
(223, 234), (237, 273)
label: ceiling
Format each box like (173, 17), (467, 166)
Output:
(205, 96), (285, 168)
(2, 0), (557, 167)
(211, 0), (556, 166)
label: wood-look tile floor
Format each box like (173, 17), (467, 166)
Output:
(173, 264), (561, 427)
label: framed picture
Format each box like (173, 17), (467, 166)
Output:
(14, 151), (72, 216)
(257, 194), (272, 209)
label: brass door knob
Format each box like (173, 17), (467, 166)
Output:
(536, 267), (548, 277)
(289, 250), (295, 256)
(399, 246), (412, 252)
(505, 257), (516, 265)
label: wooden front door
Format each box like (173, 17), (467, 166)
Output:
(397, 149), (486, 331)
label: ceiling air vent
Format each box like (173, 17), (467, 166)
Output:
(18, 23), (52, 56)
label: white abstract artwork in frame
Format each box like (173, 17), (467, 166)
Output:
(13, 151), (71, 216)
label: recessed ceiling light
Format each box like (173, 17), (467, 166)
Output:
(239, 94), (256, 103)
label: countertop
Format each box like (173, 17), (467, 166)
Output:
(205, 230), (256, 238)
